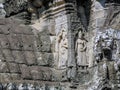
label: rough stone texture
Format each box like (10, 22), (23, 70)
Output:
(30, 66), (43, 80)
(0, 0), (120, 90)
(0, 61), (9, 73)
(20, 64), (32, 79)
(8, 63), (20, 73)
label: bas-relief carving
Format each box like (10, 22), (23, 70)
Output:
(1, 0), (120, 90)
(67, 30), (89, 82)
(0, 3), (6, 17)
(75, 31), (88, 66)
(94, 30), (117, 62)
(56, 28), (68, 69)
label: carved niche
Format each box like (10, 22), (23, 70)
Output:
(56, 28), (68, 69)
(75, 31), (88, 67)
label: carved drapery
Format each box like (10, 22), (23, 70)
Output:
(56, 28), (68, 69)
(75, 31), (88, 66)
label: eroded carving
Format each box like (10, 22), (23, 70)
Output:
(75, 31), (88, 66)
(56, 29), (68, 69)
(3, 0), (52, 24)
(94, 30), (117, 62)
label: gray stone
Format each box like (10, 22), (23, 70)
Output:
(0, 1), (119, 90)
(0, 3), (6, 17)
(0, 61), (9, 73)
(40, 35), (51, 52)
(30, 66), (43, 80)
(8, 63), (20, 73)
(10, 74), (21, 80)
(20, 64), (32, 79)
(37, 52), (53, 66)
(24, 51), (37, 65)
(21, 35), (35, 51)
(12, 51), (26, 64)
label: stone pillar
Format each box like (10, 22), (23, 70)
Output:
(67, 14), (76, 80)
(88, 0), (98, 67)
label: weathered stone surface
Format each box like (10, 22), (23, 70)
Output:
(0, 0), (120, 90)
(20, 64), (32, 79)
(12, 51), (26, 64)
(0, 18), (7, 25)
(0, 61), (9, 73)
(40, 35), (51, 52)
(14, 26), (33, 35)
(2, 49), (15, 62)
(8, 63), (20, 73)
(36, 52), (53, 66)
(0, 35), (10, 49)
(10, 74), (21, 80)
(21, 35), (35, 51)
(30, 66), (43, 80)
(7, 34), (21, 50)
(24, 51), (37, 65)
(40, 67), (52, 81)
(0, 73), (11, 82)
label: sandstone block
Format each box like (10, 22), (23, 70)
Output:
(8, 63), (20, 73)
(20, 64), (32, 79)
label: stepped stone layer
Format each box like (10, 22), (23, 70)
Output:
(0, 18), (55, 82)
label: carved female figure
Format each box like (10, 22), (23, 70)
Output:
(75, 31), (88, 66)
(57, 29), (68, 69)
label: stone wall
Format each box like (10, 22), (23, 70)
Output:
(0, 0), (120, 90)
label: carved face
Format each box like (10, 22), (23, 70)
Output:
(78, 31), (84, 39)
(62, 32), (67, 39)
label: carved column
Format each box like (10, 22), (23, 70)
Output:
(67, 14), (76, 81)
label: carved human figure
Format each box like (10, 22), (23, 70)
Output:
(75, 31), (88, 66)
(57, 29), (68, 69)
(0, 3), (6, 17)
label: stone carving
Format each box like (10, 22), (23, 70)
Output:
(0, 3), (6, 17)
(56, 29), (68, 69)
(4, 0), (52, 24)
(95, 29), (119, 61)
(27, 0), (45, 19)
(75, 31), (88, 66)
(104, 4), (120, 29)
(1, 0), (120, 90)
